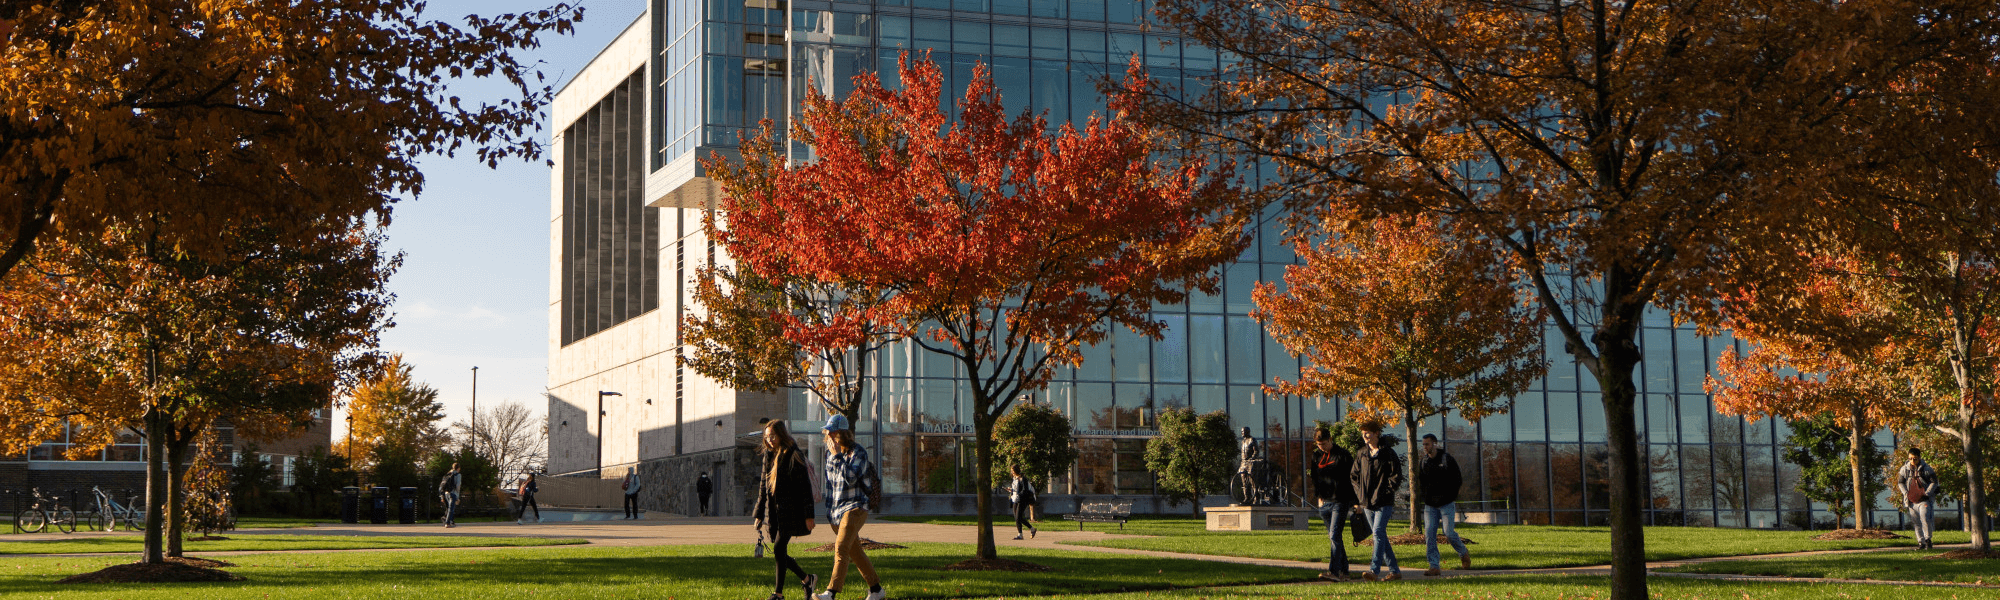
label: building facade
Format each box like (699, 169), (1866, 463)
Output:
(547, 1), (1950, 529)
(1, 412), (334, 511)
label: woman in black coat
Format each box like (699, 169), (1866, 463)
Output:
(752, 420), (818, 599)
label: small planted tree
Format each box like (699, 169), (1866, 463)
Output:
(1780, 414), (1888, 530)
(994, 400), (1080, 492)
(183, 431), (234, 539)
(1144, 408), (1236, 515)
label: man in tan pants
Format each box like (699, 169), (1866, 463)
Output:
(817, 415), (884, 600)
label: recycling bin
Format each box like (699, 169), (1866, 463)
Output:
(339, 486), (360, 524)
(369, 486), (389, 524)
(397, 487), (417, 524)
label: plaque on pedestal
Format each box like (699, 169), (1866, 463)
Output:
(1205, 504), (1314, 531)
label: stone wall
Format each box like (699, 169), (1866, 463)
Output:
(634, 444), (758, 517)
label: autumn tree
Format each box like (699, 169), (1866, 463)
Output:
(339, 354), (451, 477)
(994, 400), (1081, 491)
(0, 1), (581, 280)
(1253, 215), (1543, 530)
(1141, 0), (2000, 592)
(1707, 262), (1924, 531)
(182, 431), (235, 539)
(1144, 407), (1235, 515)
(704, 54), (1246, 561)
(681, 265), (899, 425)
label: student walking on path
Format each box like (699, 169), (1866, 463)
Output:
(1899, 447), (1941, 549)
(698, 472), (715, 516)
(518, 472), (541, 523)
(439, 463), (463, 528)
(752, 420), (818, 600)
(814, 415), (885, 600)
(1308, 427), (1357, 581)
(1008, 464), (1039, 540)
(1351, 422), (1403, 581)
(1416, 434), (1471, 575)
(622, 467), (644, 519)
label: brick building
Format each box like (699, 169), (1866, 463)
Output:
(1, 410), (333, 509)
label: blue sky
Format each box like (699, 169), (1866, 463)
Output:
(333, 0), (646, 441)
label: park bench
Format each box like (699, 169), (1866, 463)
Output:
(1062, 500), (1133, 530)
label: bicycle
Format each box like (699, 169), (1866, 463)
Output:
(13, 488), (76, 534)
(91, 487), (144, 532)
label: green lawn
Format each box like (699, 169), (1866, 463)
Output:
(1027, 574), (1992, 600)
(3, 542), (1314, 599)
(885, 515), (1973, 569)
(1659, 547), (2000, 584)
(0, 534), (586, 555)
(234, 517), (333, 529)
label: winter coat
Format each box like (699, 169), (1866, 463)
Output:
(1309, 445), (1358, 506)
(752, 449), (816, 538)
(1417, 450), (1463, 508)
(1351, 445), (1403, 509)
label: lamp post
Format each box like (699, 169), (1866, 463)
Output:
(597, 391), (622, 476)
(345, 414), (357, 487)
(470, 366), (479, 455)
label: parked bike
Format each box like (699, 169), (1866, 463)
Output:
(90, 487), (144, 532)
(14, 488), (76, 534)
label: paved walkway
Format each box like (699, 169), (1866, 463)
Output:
(8, 518), (1991, 589)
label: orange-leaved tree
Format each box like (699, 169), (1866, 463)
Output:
(337, 354), (451, 479)
(704, 54), (1247, 562)
(681, 264), (899, 426)
(0, 1), (581, 279)
(1253, 215), (1544, 530)
(1139, 0), (1999, 593)
(1707, 259), (1927, 530)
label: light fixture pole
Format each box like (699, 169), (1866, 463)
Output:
(597, 391), (622, 476)
(470, 366), (480, 453)
(345, 414), (357, 487)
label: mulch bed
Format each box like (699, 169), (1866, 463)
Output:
(58, 558), (244, 584)
(166, 556), (236, 568)
(1358, 533), (1478, 546)
(806, 539), (909, 552)
(1925, 549), (2000, 560)
(1812, 529), (1906, 541)
(186, 536), (230, 542)
(938, 558), (1053, 572)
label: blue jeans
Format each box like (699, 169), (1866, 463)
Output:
(1366, 506), (1399, 575)
(1318, 502), (1351, 573)
(1423, 503), (1470, 568)
(1912, 501), (1934, 543)
(442, 492), (459, 525)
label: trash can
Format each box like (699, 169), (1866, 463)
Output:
(339, 487), (360, 524)
(398, 487), (417, 524)
(369, 486), (389, 524)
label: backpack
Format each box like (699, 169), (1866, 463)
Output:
(1906, 469), (1931, 504)
(863, 459), (884, 512)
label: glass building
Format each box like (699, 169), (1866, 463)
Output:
(547, 0), (1946, 529)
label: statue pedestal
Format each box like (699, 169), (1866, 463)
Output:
(1206, 505), (1314, 531)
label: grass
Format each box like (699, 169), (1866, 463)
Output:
(0, 534), (587, 555)
(0, 542), (1316, 599)
(1659, 546), (2000, 584)
(234, 517), (333, 529)
(1026, 574), (1993, 599)
(884, 515), (1974, 569)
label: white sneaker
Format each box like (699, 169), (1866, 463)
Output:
(813, 591), (835, 600)
(865, 589), (885, 600)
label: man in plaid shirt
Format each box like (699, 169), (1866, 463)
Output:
(816, 414), (884, 600)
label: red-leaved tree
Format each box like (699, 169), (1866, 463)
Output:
(703, 54), (1246, 562)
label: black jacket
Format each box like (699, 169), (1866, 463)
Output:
(1309, 446), (1358, 506)
(697, 475), (713, 496)
(1351, 445), (1403, 509)
(751, 449), (815, 538)
(1417, 450), (1462, 507)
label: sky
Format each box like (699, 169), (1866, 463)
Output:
(331, 0), (646, 444)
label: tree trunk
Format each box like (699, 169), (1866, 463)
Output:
(142, 405), (168, 564)
(166, 436), (190, 557)
(1959, 400), (1990, 550)
(1847, 407), (1866, 531)
(1406, 408), (1422, 534)
(1589, 295), (1646, 600)
(973, 408), (998, 560)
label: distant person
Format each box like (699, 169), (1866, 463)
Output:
(815, 414), (884, 600)
(1899, 447), (1940, 549)
(1008, 464), (1038, 540)
(623, 467), (643, 519)
(1351, 422), (1403, 581)
(1416, 434), (1471, 575)
(438, 462), (462, 528)
(518, 472), (541, 523)
(1308, 427), (1357, 581)
(752, 420), (817, 600)
(698, 472), (715, 517)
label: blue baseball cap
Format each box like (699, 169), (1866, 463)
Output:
(822, 414), (851, 432)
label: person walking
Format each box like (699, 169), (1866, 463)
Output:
(1008, 464), (1039, 540)
(1351, 421), (1403, 581)
(438, 463), (462, 528)
(814, 415), (884, 600)
(752, 420), (818, 600)
(1416, 434), (1471, 575)
(698, 472), (715, 517)
(622, 467), (643, 519)
(518, 472), (541, 524)
(1308, 427), (1357, 581)
(1899, 447), (1941, 549)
